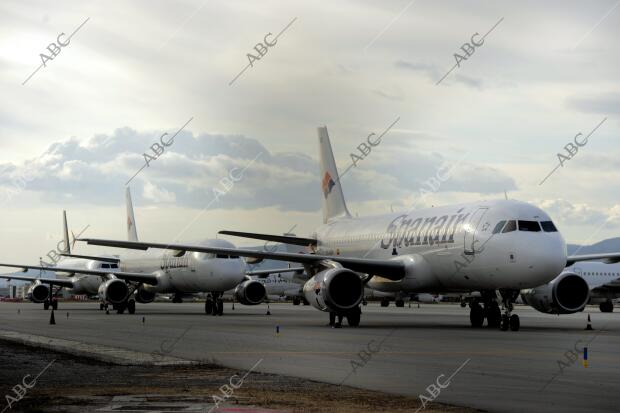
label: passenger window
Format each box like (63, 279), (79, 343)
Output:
(518, 220), (541, 232)
(502, 220), (517, 233)
(540, 221), (558, 232)
(111, 264), (118, 269)
(492, 221), (507, 234)
(216, 254), (229, 259)
(101, 264), (110, 269)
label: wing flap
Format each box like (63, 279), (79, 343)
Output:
(219, 230), (317, 247)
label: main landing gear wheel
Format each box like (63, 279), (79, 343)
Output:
(600, 301), (614, 313)
(292, 297), (301, 306)
(469, 302), (484, 328)
(116, 303), (126, 314)
(51, 299), (58, 310)
(44, 300), (50, 310)
(509, 314), (520, 331)
(380, 299), (390, 307)
(395, 299), (405, 308)
(346, 307), (361, 327)
(216, 299), (224, 316)
(99, 303), (105, 311)
(127, 299), (136, 315)
(500, 314), (509, 331)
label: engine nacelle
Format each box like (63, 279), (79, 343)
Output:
(521, 273), (590, 314)
(234, 280), (267, 305)
(134, 285), (156, 304)
(303, 268), (363, 313)
(27, 281), (50, 303)
(98, 279), (129, 305)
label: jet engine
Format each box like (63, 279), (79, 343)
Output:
(521, 272), (590, 314)
(303, 268), (363, 313)
(98, 279), (129, 305)
(27, 281), (50, 303)
(134, 285), (156, 304)
(234, 280), (267, 305)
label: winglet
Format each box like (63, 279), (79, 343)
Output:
(61, 210), (71, 254)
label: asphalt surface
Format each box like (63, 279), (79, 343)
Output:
(0, 301), (618, 413)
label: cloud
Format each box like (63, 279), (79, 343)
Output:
(0, 127), (517, 213)
(538, 198), (611, 226)
(567, 93), (620, 115)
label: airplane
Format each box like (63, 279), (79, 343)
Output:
(521, 260), (620, 314)
(79, 126), (620, 331)
(0, 211), (156, 313)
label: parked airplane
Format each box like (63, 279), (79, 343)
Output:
(79, 126), (620, 330)
(521, 261), (620, 314)
(0, 211), (155, 312)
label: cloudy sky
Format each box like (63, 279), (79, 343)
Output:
(0, 0), (619, 263)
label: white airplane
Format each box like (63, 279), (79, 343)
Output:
(521, 260), (620, 314)
(0, 211), (155, 312)
(79, 126), (620, 330)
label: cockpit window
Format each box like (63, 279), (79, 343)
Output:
(540, 221), (558, 232)
(110, 264), (118, 269)
(492, 220), (506, 234)
(518, 220), (541, 232)
(216, 254), (229, 259)
(502, 220), (517, 233)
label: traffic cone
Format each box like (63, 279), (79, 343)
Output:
(585, 314), (593, 330)
(49, 310), (56, 325)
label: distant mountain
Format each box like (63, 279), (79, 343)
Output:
(568, 237), (620, 255)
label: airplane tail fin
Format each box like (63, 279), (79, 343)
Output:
(126, 187), (139, 242)
(61, 210), (71, 254)
(317, 126), (351, 223)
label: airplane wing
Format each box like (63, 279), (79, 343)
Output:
(59, 253), (120, 263)
(246, 267), (305, 278)
(0, 274), (75, 288)
(219, 230), (318, 247)
(79, 238), (406, 281)
(566, 252), (620, 266)
(0, 263), (158, 285)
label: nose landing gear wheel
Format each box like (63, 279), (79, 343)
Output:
(469, 303), (484, 327)
(205, 298), (214, 315)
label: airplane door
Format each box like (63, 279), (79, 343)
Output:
(464, 207), (489, 255)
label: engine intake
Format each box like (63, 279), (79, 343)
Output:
(303, 268), (363, 313)
(134, 285), (156, 304)
(521, 273), (590, 314)
(98, 279), (129, 305)
(234, 280), (266, 305)
(27, 282), (49, 303)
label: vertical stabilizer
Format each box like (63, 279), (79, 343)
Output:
(317, 126), (351, 223)
(126, 187), (139, 242)
(61, 210), (71, 254)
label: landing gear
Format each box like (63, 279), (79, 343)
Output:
(51, 299), (58, 310)
(44, 300), (50, 310)
(205, 293), (224, 315)
(99, 303), (105, 311)
(116, 302), (126, 314)
(395, 299), (405, 308)
(172, 294), (183, 303)
(302, 298), (310, 306)
(346, 306), (361, 327)
(484, 301), (501, 329)
(380, 298), (390, 307)
(127, 299), (136, 314)
(498, 289), (520, 331)
(44, 299), (58, 310)
(600, 300), (614, 313)
(292, 297), (301, 306)
(469, 302), (484, 328)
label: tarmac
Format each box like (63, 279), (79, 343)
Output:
(0, 301), (618, 413)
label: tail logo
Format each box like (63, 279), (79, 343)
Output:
(322, 172), (336, 198)
(127, 216), (133, 230)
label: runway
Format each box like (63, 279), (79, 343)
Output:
(0, 301), (618, 413)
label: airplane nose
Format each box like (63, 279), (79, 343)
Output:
(522, 234), (566, 285)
